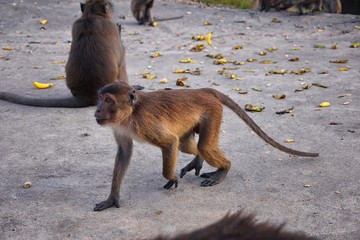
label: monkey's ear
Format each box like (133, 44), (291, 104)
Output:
(80, 3), (85, 12)
(128, 90), (137, 105)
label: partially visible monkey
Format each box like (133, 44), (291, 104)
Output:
(153, 212), (318, 240)
(93, 81), (318, 210)
(322, 0), (342, 13)
(260, 0), (282, 12)
(289, 0), (321, 15)
(131, 0), (183, 25)
(0, 0), (130, 107)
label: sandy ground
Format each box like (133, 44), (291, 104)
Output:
(0, 0), (359, 239)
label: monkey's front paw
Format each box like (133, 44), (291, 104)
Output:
(163, 180), (178, 189)
(94, 197), (120, 211)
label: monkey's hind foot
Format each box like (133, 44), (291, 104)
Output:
(163, 180), (178, 189)
(180, 156), (204, 178)
(94, 196), (120, 211)
(200, 169), (229, 187)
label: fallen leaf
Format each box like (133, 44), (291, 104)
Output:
(245, 104), (265, 112)
(267, 47), (278, 52)
(50, 75), (66, 80)
(334, 191), (341, 194)
(276, 107), (294, 115)
(160, 78), (168, 84)
(260, 60), (276, 64)
(318, 70), (329, 75)
(179, 58), (196, 63)
(233, 61), (245, 65)
(206, 53), (223, 59)
(330, 59), (348, 64)
(142, 74), (157, 79)
(246, 58), (257, 62)
(174, 68), (201, 75)
(206, 32), (213, 47)
(350, 42), (360, 48)
(268, 69), (287, 75)
(190, 44), (205, 52)
(176, 77), (188, 86)
(331, 43), (339, 49)
(150, 52), (162, 58)
(204, 21), (212, 26)
(319, 102), (330, 107)
(251, 87), (262, 92)
(285, 139), (295, 143)
(151, 21), (157, 27)
(232, 87), (241, 91)
(238, 91), (248, 94)
(273, 94), (286, 99)
(271, 18), (281, 23)
(312, 83), (328, 88)
(313, 44), (325, 49)
(192, 35), (205, 41)
(214, 58), (229, 65)
(2, 46), (14, 50)
(233, 45), (243, 50)
(242, 69), (255, 73)
(52, 60), (66, 64)
(259, 51), (267, 56)
(291, 68), (311, 75)
(290, 47), (300, 50)
(338, 67), (349, 71)
(289, 57), (299, 62)
(39, 19), (48, 25)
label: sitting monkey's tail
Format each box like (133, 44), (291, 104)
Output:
(0, 92), (92, 108)
(210, 89), (319, 157)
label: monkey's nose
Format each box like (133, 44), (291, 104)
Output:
(96, 118), (106, 124)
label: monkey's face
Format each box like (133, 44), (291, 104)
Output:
(95, 92), (133, 127)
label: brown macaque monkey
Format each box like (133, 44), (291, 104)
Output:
(0, 0), (132, 108)
(152, 212), (318, 240)
(322, 0), (342, 13)
(93, 81), (318, 211)
(290, 0), (321, 15)
(130, 0), (183, 26)
(260, 0), (293, 11)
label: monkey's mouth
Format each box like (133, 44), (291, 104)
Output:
(96, 118), (107, 125)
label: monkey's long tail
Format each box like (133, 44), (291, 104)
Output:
(214, 91), (319, 157)
(0, 92), (91, 108)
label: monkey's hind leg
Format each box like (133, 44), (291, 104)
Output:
(94, 135), (133, 211)
(161, 137), (180, 189)
(197, 116), (231, 187)
(179, 133), (204, 178)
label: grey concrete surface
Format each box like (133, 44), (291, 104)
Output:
(0, 0), (359, 239)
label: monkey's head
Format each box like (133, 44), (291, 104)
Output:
(95, 82), (136, 127)
(80, 0), (114, 17)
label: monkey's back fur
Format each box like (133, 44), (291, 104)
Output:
(153, 212), (318, 240)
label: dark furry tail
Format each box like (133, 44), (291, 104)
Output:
(0, 92), (92, 108)
(211, 90), (319, 157)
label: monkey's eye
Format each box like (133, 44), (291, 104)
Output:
(105, 97), (113, 103)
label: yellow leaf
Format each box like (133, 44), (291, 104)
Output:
(289, 57), (299, 62)
(50, 75), (66, 80)
(190, 44), (205, 52)
(331, 43), (339, 49)
(260, 60), (276, 64)
(206, 53), (223, 59)
(319, 102), (330, 107)
(214, 58), (229, 65)
(192, 35), (205, 41)
(259, 51), (267, 56)
(246, 58), (257, 62)
(179, 58), (196, 63)
(273, 94), (286, 99)
(233, 61), (245, 65)
(285, 139), (295, 143)
(160, 78), (168, 84)
(33, 81), (53, 89)
(206, 32), (213, 47)
(290, 47), (300, 50)
(271, 18), (281, 23)
(174, 69), (189, 74)
(150, 52), (162, 58)
(268, 69), (287, 74)
(143, 75), (157, 79)
(314, 44), (325, 49)
(338, 67), (349, 71)
(233, 45), (243, 50)
(176, 77), (188, 86)
(51, 60), (66, 64)
(245, 104), (265, 112)
(267, 47), (278, 52)
(2, 46), (14, 50)
(350, 42), (360, 48)
(330, 59), (348, 63)
(40, 19), (48, 25)
(151, 21), (158, 27)
(204, 21), (212, 26)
